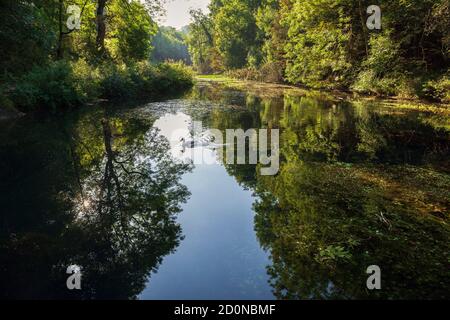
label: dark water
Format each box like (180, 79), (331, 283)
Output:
(0, 80), (449, 300)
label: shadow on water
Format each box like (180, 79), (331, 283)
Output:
(0, 80), (449, 299)
(0, 108), (192, 299)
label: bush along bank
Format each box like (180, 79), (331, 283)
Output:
(1, 60), (194, 114)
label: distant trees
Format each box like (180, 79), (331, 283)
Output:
(151, 26), (191, 64)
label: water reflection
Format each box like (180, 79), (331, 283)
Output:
(139, 110), (273, 300)
(0, 80), (449, 300)
(187, 81), (450, 299)
(0, 110), (191, 299)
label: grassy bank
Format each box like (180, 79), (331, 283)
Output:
(223, 67), (450, 104)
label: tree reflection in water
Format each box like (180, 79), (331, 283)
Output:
(1, 81), (449, 300)
(188, 83), (450, 300)
(0, 111), (192, 299)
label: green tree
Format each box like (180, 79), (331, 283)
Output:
(0, 0), (57, 75)
(107, 0), (157, 61)
(213, 0), (263, 68)
(186, 9), (221, 73)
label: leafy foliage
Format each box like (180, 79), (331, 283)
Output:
(187, 0), (449, 100)
(11, 60), (193, 112)
(12, 61), (81, 112)
(0, 0), (193, 114)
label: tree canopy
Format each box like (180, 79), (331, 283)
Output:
(187, 0), (449, 101)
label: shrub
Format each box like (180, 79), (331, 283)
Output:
(12, 61), (82, 112)
(226, 68), (259, 81)
(154, 61), (194, 91)
(352, 34), (409, 97)
(7, 59), (194, 111)
(259, 62), (284, 83)
(71, 59), (102, 101)
(99, 64), (136, 100)
(353, 70), (419, 98)
(226, 62), (284, 83)
(99, 61), (193, 100)
(422, 73), (450, 103)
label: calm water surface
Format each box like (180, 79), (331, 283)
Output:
(0, 80), (449, 299)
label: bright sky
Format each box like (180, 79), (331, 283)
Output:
(160, 0), (210, 29)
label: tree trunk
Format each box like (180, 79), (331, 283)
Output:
(56, 0), (64, 59)
(96, 0), (107, 52)
(358, 0), (369, 59)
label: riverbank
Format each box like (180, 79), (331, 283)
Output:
(196, 75), (450, 116)
(0, 61), (194, 118)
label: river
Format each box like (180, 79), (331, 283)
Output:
(0, 79), (449, 299)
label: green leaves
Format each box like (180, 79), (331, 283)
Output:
(318, 245), (352, 264)
(188, 0), (448, 100)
